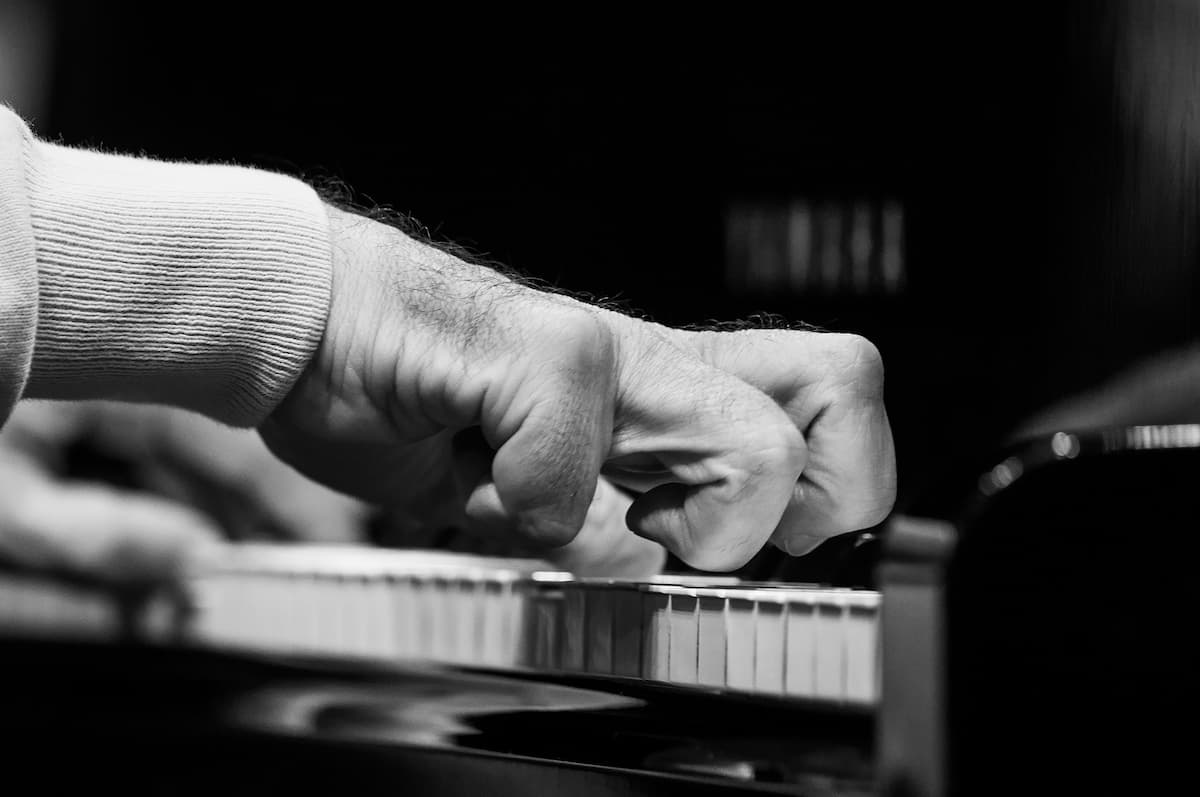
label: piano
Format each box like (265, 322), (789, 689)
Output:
(2, 426), (1198, 795)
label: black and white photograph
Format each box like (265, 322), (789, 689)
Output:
(0, 2), (1195, 794)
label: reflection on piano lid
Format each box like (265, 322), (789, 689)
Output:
(0, 543), (880, 706)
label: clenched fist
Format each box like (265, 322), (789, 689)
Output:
(261, 207), (896, 572)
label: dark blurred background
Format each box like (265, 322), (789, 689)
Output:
(5, 1), (1200, 573)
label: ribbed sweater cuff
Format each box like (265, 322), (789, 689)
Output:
(22, 139), (333, 427)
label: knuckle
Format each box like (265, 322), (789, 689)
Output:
(543, 306), (616, 376)
(746, 421), (807, 479)
(772, 422), (808, 473)
(773, 532), (825, 557)
(718, 419), (807, 506)
(514, 513), (581, 548)
(831, 488), (896, 533)
(828, 334), (885, 398)
(861, 484), (899, 527)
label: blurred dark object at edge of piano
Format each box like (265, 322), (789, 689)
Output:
(880, 424), (1200, 796)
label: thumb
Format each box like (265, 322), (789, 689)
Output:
(539, 477), (667, 577)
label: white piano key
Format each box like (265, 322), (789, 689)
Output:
(754, 599), (786, 694)
(784, 594), (818, 698)
(612, 588), (644, 678)
(425, 575), (452, 660)
(270, 574), (295, 649)
(814, 596), (847, 700)
(504, 579), (527, 666)
(667, 593), (699, 685)
(341, 576), (368, 656)
(255, 575), (279, 650)
(392, 574), (417, 658)
(364, 575), (394, 658)
(352, 575), (379, 657)
(527, 586), (563, 670)
(585, 587), (615, 675)
(480, 580), (504, 666)
(471, 577), (491, 664)
(242, 574), (268, 648)
(296, 572), (325, 653)
(561, 585), (586, 672)
(644, 590), (671, 681)
(222, 573), (250, 646)
(311, 574), (338, 654)
(696, 595), (727, 687)
(275, 574), (300, 650)
(323, 574), (353, 655)
(844, 592), (880, 704)
(449, 577), (478, 665)
(725, 595), (757, 691)
(445, 574), (473, 662)
(505, 581), (532, 666)
(410, 574), (431, 658)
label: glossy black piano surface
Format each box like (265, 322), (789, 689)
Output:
(0, 636), (874, 796)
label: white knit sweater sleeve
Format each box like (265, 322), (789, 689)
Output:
(0, 106), (332, 427)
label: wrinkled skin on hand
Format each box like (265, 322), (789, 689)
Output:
(261, 208), (896, 573)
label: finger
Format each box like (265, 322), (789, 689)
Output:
(456, 427), (664, 576)
(0, 461), (223, 585)
(0, 400), (93, 460)
(483, 311), (615, 546)
(454, 427), (508, 531)
(681, 329), (896, 550)
(768, 392), (894, 548)
(613, 327), (807, 571)
(539, 478), (666, 577)
(774, 532), (825, 557)
(85, 404), (370, 544)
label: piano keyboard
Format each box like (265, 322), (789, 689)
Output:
(188, 545), (880, 705)
(554, 580), (879, 703)
(1, 544), (881, 706)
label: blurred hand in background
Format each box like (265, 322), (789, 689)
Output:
(0, 401), (368, 585)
